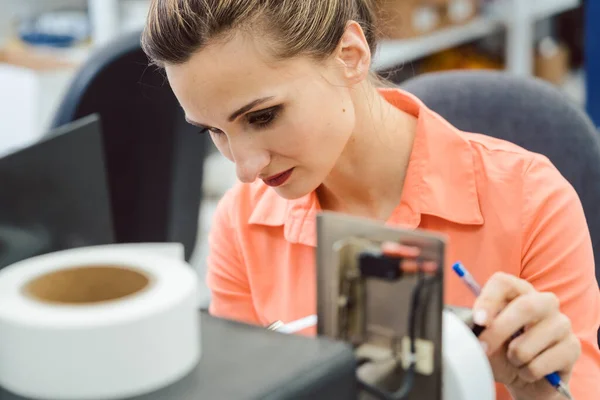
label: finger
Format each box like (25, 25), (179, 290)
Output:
(506, 312), (571, 368)
(381, 242), (421, 258)
(518, 334), (581, 383)
(472, 272), (534, 326)
(479, 292), (560, 356)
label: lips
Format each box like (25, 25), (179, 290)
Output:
(263, 168), (293, 187)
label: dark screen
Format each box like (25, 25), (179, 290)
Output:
(0, 114), (115, 268)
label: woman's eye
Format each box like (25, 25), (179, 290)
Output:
(247, 107), (280, 128)
(197, 127), (224, 136)
(209, 127), (225, 135)
(195, 107), (280, 136)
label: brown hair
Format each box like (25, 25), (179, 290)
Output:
(141, 0), (379, 68)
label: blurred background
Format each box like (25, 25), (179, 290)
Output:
(0, 0), (596, 305)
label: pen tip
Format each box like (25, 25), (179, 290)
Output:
(557, 382), (573, 400)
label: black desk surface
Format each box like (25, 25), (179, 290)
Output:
(0, 312), (357, 400)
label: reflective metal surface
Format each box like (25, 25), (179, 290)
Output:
(316, 211), (446, 400)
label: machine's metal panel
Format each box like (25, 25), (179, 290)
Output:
(316, 211), (446, 400)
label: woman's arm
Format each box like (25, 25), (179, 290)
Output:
(205, 190), (261, 325)
(476, 153), (600, 400)
(518, 154), (600, 399)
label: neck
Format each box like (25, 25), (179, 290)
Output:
(317, 83), (417, 221)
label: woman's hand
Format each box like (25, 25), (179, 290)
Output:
(473, 272), (581, 399)
(383, 243), (581, 399)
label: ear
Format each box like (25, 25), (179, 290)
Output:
(333, 21), (372, 85)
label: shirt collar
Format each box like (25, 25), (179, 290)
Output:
(248, 88), (483, 246)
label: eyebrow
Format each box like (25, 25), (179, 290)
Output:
(184, 96), (275, 128)
(228, 96), (274, 122)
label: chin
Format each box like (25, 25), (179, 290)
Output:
(271, 186), (310, 200)
(271, 179), (319, 200)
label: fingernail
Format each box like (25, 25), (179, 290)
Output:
(479, 340), (489, 354)
(473, 309), (487, 325)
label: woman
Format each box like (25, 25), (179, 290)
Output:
(141, 1), (600, 399)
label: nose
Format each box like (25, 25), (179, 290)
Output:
(230, 141), (270, 184)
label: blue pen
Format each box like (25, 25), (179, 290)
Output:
(452, 262), (573, 400)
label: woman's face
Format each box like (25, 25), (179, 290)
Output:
(165, 32), (358, 200)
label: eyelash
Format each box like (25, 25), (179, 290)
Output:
(198, 106), (281, 136)
(247, 106), (280, 128)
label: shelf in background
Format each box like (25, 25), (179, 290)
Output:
(372, 0), (582, 73)
(562, 69), (586, 107)
(489, 0), (581, 21)
(373, 17), (501, 71)
(531, 0), (580, 20)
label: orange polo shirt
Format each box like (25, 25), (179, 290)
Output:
(206, 88), (600, 399)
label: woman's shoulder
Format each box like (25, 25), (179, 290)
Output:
(458, 130), (579, 233)
(460, 130), (566, 189)
(462, 131), (547, 170)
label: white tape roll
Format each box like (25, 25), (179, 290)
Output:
(0, 244), (200, 400)
(442, 309), (495, 400)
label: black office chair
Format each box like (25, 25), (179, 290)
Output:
(52, 30), (208, 261)
(401, 70), (600, 344)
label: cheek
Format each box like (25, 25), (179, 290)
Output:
(268, 97), (354, 162)
(307, 85), (355, 136)
(267, 121), (319, 158)
(304, 97), (355, 148)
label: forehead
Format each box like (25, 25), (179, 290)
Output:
(165, 33), (322, 120)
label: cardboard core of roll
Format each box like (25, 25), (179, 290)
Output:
(23, 265), (150, 304)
